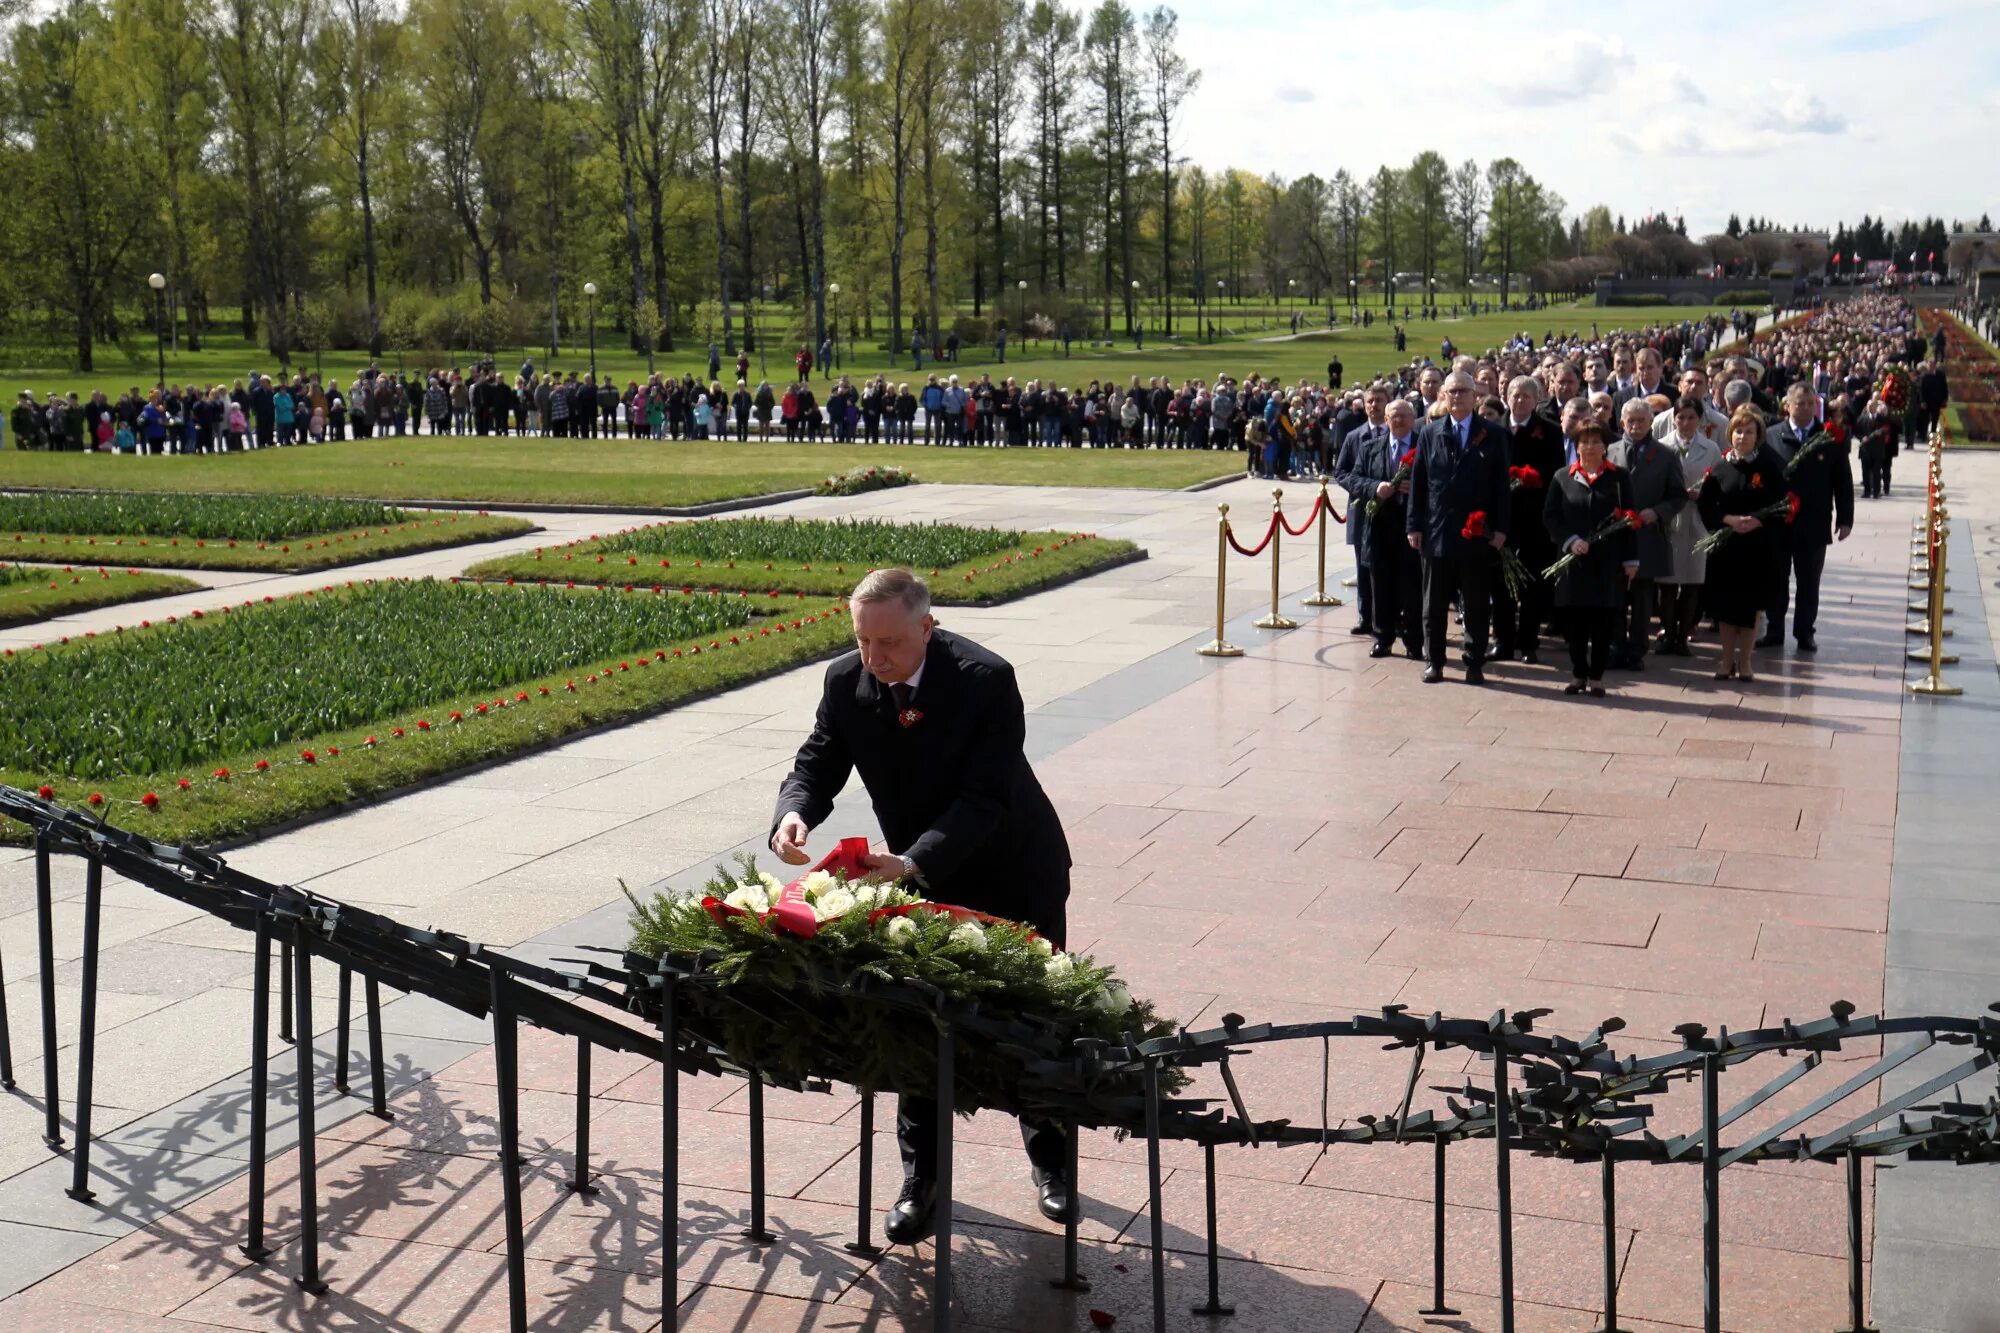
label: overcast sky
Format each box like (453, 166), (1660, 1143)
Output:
(1143, 0), (1999, 238)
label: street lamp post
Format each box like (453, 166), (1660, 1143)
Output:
(147, 272), (167, 391)
(1017, 279), (1027, 344)
(828, 283), (842, 371)
(582, 282), (598, 379)
(1130, 278), (1141, 345)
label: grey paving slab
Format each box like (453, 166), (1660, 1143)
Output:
(1878, 515), (2000, 1332)
(0, 1217), (114, 1301)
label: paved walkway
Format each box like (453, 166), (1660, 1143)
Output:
(0, 451), (1990, 1332)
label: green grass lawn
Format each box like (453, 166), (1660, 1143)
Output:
(0, 437), (1234, 507)
(0, 578), (856, 845)
(465, 520), (1132, 604)
(0, 564), (199, 628)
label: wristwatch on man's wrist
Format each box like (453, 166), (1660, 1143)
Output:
(898, 854), (924, 884)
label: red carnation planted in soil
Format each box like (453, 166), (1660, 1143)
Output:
(255, 760), (270, 771)
(141, 792), (159, 810)
(176, 778), (191, 790)
(214, 768), (231, 781)
(36, 785), (53, 800)
(417, 720), (432, 731)
(300, 750), (316, 764)
(88, 792), (104, 807)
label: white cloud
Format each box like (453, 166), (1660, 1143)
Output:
(1759, 81), (1848, 134)
(1494, 34), (1633, 106)
(1652, 64), (1709, 108)
(1274, 84), (1315, 105)
(1148, 0), (1987, 235)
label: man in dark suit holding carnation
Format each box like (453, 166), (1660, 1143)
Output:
(771, 568), (1073, 1244)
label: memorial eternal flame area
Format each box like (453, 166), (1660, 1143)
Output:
(0, 428), (1997, 1333)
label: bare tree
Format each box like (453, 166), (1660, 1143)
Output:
(1142, 5), (1197, 335)
(1023, 0), (1078, 290)
(700, 0), (744, 353)
(316, 0), (394, 355)
(963, 0), (1023, 315)
(1447, 157), (1486, 288)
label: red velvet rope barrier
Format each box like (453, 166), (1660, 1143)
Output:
(1225, 510), (1279, 558)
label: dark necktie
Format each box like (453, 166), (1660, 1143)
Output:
(890, 682), (913, 712)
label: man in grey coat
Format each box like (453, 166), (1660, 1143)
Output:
(1608, 397), (1687, 669)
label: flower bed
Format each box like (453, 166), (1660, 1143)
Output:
(0, 492), (535, 572)
(1923, 310), (2000, 441)
(0, 491), (413, 540)
(626, 852), (1178, 1111)
(813, 465), (915, 497)
(0, 577), (854, 844)
(0, 562), (200, 628)
(464, 516), (1139, 604)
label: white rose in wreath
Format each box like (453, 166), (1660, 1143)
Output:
(723, 884), (770, 915)
(1030, 936), (1054, 957)
(812, 886), (857, 922)
(800, 870), (837, 899)
(851, 884), (881, 909)
(882, 915), (917, 945)
(1095, 982), (1132, 1014)
(1044, 952), (1075, 981)
(948, 921), (988, 951)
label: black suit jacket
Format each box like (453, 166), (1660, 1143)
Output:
(772, 628), (1070, 934)
(1765, 420), (1854, 548)
(1407, 414), (1511, 557)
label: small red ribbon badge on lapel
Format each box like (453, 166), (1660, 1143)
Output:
(898, 707), (924, 729)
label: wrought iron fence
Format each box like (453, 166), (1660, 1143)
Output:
(1, 784), (1995, 1333)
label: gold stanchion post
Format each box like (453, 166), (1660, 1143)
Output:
(1302, 477), (1343, 608)
(1254, 488), (1298, 630)
(1907, 509), (1954, 641)
(1196, 503), (1244, 658)
(1910, 507), (1962, 695)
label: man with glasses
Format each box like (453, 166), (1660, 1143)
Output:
(1406, 371), (1512, 684)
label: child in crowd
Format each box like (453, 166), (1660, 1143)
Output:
(113, 420), (136, 454)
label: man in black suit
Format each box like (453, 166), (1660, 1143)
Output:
(1333, 384), (1389, 636)
(1761, 384), (1853, 652)
(1918, 361), (1949, 438)
(1406, 371), (1511, 683)
(1495, 376), (1565, 663)
(770, 569), (1074, 1244)
(1341, 396), (1423, 657)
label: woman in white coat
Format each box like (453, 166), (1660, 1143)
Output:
(1657, 397), (1724, 655)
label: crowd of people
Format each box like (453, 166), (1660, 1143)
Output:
(0, 297), (1950, 693)
(1326, 294), (1935, 694)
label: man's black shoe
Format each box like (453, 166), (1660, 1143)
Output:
(1489, 646), (1515, 663)
(1754, 633), (1783, 649)
(885, 1177), (937, 1245)
(1521, 647), (1540, 665)
(1369, 642), (1393, 658)
(1405, 644), (1423, 661)
(1464, 664), (1486, 686)
(1795, 637), (1818, 653)
(1349, 623), (1372, 636)
(1032, 1166), (1074, 1224)
(1421, 664), (1444, 684)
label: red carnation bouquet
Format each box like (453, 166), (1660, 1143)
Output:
(1508, 464), (1543, 490)
(1694, 491), (1799, 555)
(1543, 507), (1644, 582)
(1365, 446), (1419, 519)
(1462, 509), (1532, 599)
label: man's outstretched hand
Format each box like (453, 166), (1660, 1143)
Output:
(770, 813), (812, 865)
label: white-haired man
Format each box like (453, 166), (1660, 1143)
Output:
(1406, 370), (1512, 684)
(771, 569), (1075, 1244)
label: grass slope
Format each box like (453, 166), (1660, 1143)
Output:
(464, 519), (1130, 603)
(0, 564), (200, 628)
(2, 511), (537, 571)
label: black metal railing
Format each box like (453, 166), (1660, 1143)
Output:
(1, 785), (1994, 1333)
